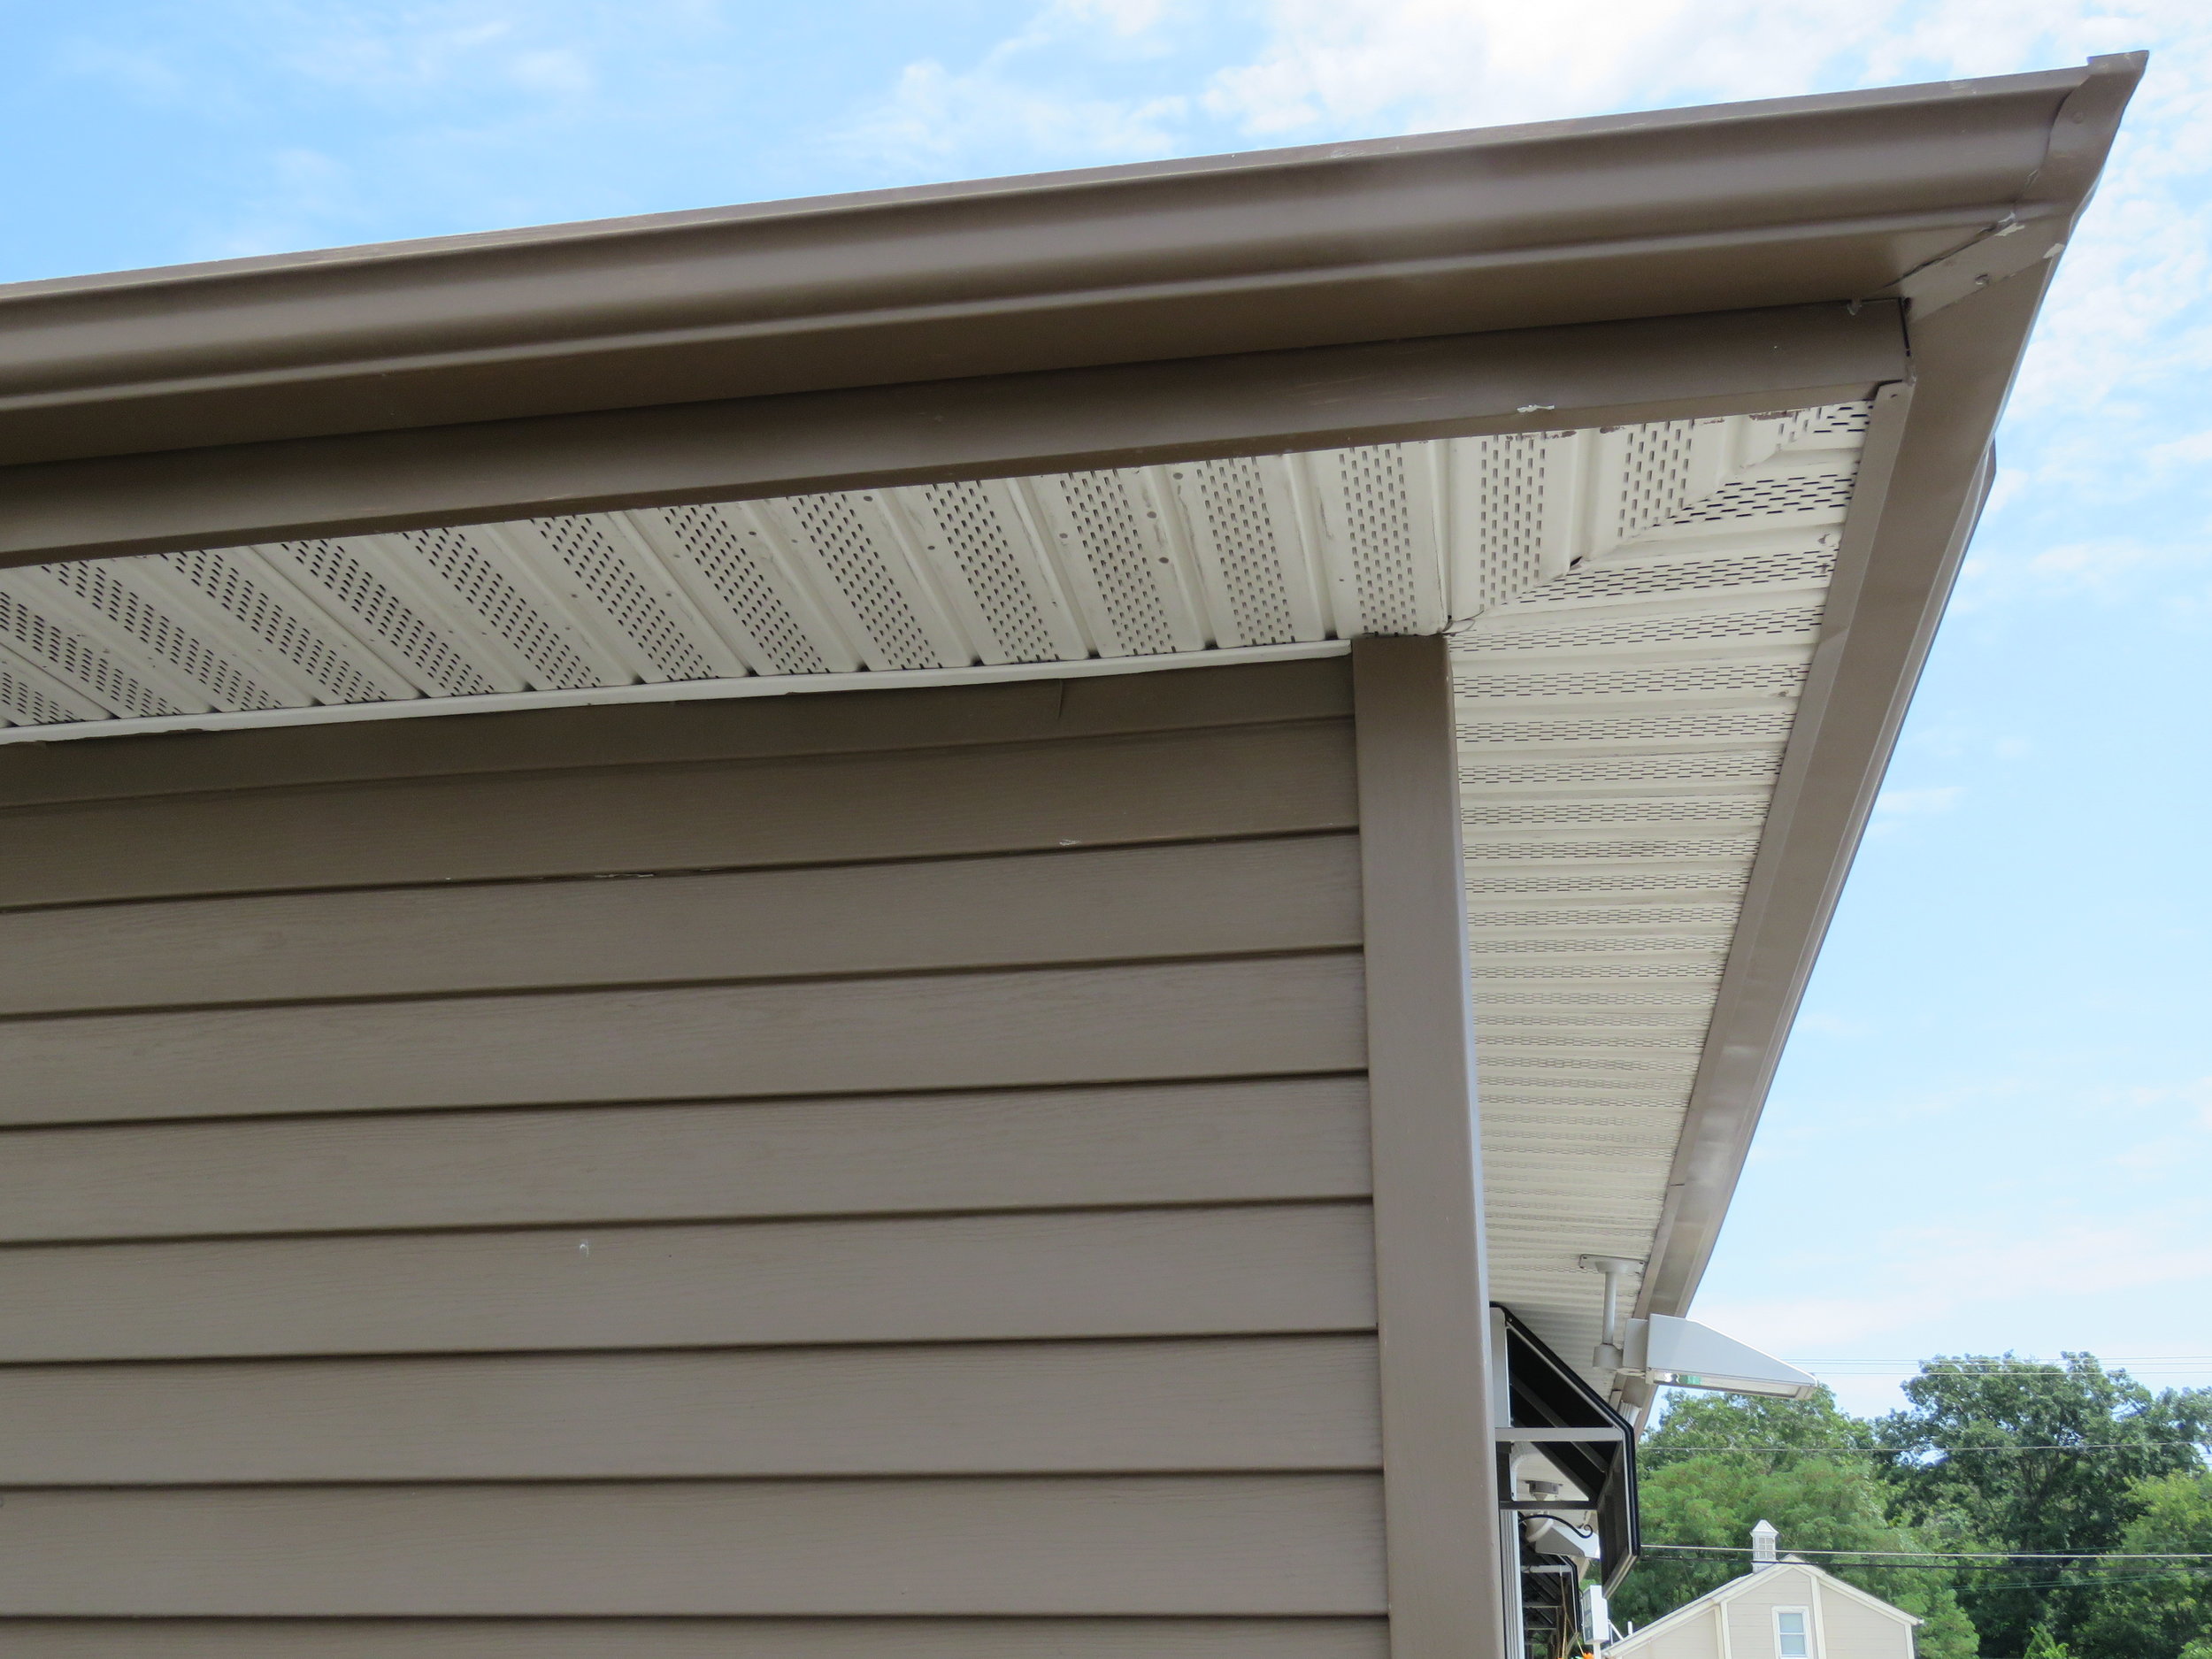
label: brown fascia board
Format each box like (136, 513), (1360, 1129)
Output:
(0, 55), (2146, 569)
(0, 302), (1908, 567)
(0, 58), (2124, 473)
(1632, 53), (2144, 1342)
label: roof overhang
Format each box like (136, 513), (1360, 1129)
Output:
(0, 54), (2144, 1399)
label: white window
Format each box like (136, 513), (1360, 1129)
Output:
(1775, 1609), (1814, 1659)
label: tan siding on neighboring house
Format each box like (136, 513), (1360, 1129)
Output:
(1612, 1564), (1919, 1659)
(1724, 1568), (1812, 1659)
(1808, 1583), (1916, 1659)
(0, 658), (1386, 1650)
(1634, 1603), (1728, 1659)
(1724, 1569), (1914, 1659)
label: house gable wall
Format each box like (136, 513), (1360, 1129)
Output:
(1724, 1568), (1914, 1659)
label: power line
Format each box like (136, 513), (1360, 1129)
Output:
(1650, 1442), (2208, 1454)
(1790, 1361), (2212, 1378)
(1641, 1545), (2212, 1563)
(1634, 1556), (2212, 1586)
(1792, 1358), (2212, 1366)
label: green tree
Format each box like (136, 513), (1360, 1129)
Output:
(1617, 1389), (1978, 1659)
(1873, 1356), (2212, 1657)
(2071, 1470), (2212, 1659)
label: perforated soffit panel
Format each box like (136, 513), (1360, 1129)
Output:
(0, 403), (1871, 1387)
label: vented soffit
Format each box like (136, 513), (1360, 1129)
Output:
(0, 404), (1875, 1399)
(0, 406), (1863, 743)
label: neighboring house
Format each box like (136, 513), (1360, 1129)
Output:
(1609, 1525), (1921, 1659)
(0, 51), (2139, 1659)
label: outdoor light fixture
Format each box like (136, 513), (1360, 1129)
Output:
(1627, 1315), (1819, 1400)
(1578, 1256), (1819, 1400)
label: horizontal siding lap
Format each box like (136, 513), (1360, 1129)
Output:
(0, 1202), (1378, 1363)
(0, 718), (1356, 907)
(0, 1475), (1388, 1617)
(0, 1617), (1393, 1659)
(0, 655), (1355, 809)
(0, 954), (1367, 1126)
(0, 1079), (1372, 1244)
(0, 1335), (1383, 1484)
(0, 834), (1363, 1015)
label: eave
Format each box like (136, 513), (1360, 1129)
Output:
(0, 54), (2145, 1399)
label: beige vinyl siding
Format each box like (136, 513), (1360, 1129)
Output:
(0, 1335), (1381, 1484)
(0, 1205), (1375, 1362)
(1613, 1569), (1919, 1659)
(1807, 1583), (1918, 1659)
(0, 658), (1381, 1647)
(0, 1077), (1371, 1242)
(0, 1618), (1394, 1659)
(0, 1477), (1385, 1616)
(1627, 1603), (1727, 1659)
(0, 954), (1365, 1125)
(0, 833), (1363, 1015)
(1723, 1570), (1915, 1659)
(0, 718), (1353, 907)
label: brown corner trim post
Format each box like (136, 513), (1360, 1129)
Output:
(1353, 634), (1503, 1659)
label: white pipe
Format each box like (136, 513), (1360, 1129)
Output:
(1578, 1256), (1642, 1372)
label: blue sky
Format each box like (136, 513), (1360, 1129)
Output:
(4, 0), (2207, 1417)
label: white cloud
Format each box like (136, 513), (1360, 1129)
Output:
(1196, 0), (2190, 140)
(1700, 1213), (2212, 1352)
(1872, 784), (1965, 817)
(1792, 1010), (1872, 1038)
(1955, 530), (2212, 611)
(2148, 430), (2212, 467)
(264, 3), (626, 100)
(844, 58), (1187, 172)
(55, 39), (195, 103)
(1059, 0), (1177, 37)
(193, 147), (363, 262)
(844, 0), (2208, 474)
(507, 48), (595, 96)
(838, 1), (1193, 172)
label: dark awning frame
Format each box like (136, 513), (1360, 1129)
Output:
(1498, 1306), (1640, 1594)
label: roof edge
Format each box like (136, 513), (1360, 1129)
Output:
(1633, 50), (2145, 1350)
(0, 302), (1905, 569)
(0, 62), (2116, 469)
(0, 63), (2099, 304)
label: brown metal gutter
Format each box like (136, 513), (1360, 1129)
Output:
(0, 302), (1905, 568)
(0, 62), (2108, 470)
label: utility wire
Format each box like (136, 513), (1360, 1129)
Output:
(1797, 1373), (2212, 1379)
(1640, 1546), (2212, 1562)
(1793, 1358), (2212, 1366)
(1634, 1560), (2212, 1587)
(1648, 1442), (2209, 1454)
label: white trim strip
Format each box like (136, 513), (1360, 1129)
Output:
(0, 640), (1350, 746)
